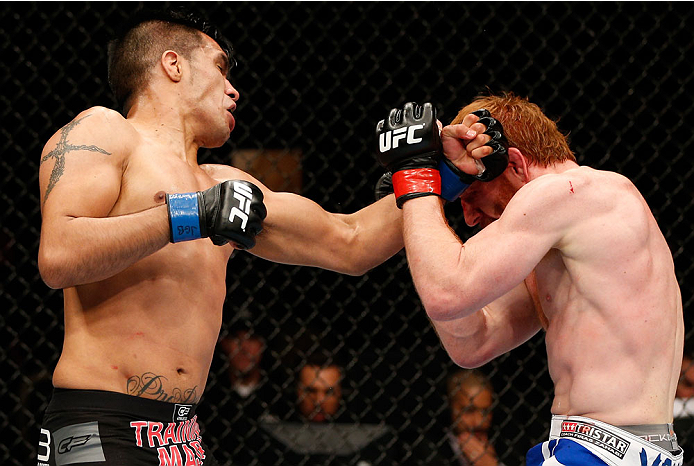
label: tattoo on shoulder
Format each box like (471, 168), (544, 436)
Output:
(40, 114), (112, 205)
(126, 372), (199, 403)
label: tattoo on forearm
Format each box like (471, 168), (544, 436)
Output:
(126, 372), (199, 403)
(40, 114), (111, 205)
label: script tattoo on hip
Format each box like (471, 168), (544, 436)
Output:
(126, 372), (198, 403)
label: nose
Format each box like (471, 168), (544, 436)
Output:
(226, 79), (239, 102)
(460, 199), (481, 227)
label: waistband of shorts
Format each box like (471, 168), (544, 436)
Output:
(550, 415), (680, 454)
(46, 388), (198, 422)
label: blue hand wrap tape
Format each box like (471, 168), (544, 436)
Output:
(168, 193), (202, 242)
(438, 158), (472, 201)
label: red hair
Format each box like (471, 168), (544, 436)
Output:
(451, 92), (575, 166)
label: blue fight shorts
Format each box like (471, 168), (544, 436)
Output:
(37, 388), (219, 466)
(527, 415), (683, 466)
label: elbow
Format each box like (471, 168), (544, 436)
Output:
(39, 262), (65, 290)
(443, 340), (495, 369)
(335, 217), (401, 276)
(38, 247), (71, 289)
(424, 302), (452, 322)
(421, 287), (468, 322)
(344, 261), (374, 277)
(334, 263), (370, 277)
(322, 255), (371, 277)
(333, 232), (388, 277)
(40, 270), (65, 290)
(449, 350), (493, 369)
(349, 245), (402, 276)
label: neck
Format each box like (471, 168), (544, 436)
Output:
(527, 160), (580, 181)
(126, 94), (200, 163)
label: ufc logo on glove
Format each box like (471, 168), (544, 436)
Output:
(378, 124), (425, 152)
(229, 181), (254, 231)
(375, 103), (510, 207)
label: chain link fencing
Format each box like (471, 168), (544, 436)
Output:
(1, 2), (693, 465)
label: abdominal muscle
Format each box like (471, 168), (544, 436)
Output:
(54, 331), (210, 404)
(52, 243), (230, 404)
(544, 298), (681, 425)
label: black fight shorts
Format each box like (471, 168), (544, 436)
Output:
(37, 388), (219, 466)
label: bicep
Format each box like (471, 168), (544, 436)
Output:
(201, 164), (343, 266)
(461, 221), (554, 305)
(202, 163), (400, 272)
(39, 110), (125, 220)
(251, 190), (352, 268)
(456, 184), (570, 311)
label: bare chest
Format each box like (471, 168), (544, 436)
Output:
(103, 148), (233, 279)
(112, 149), (218, 216)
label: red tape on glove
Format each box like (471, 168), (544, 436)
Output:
(392, 169), (442, 200)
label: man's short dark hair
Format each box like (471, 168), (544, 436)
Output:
(107, 7), (234, 113)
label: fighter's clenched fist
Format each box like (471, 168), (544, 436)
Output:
(167, 179), (267, 249)
(438, 109), (510, 201)
(375, 102), (443, 208)
(375, 103), (510, 206)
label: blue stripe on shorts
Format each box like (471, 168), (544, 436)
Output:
(527, 439), (609, 466)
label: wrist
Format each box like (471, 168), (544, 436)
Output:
(392, 168), (441, 208)
(438, 158), (477, 201)
(389, 153), (439, 173)
(166, 192), (204, 242)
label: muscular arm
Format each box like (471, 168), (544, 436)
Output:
(430, 280), (542, 368)
(253, 192), (403, 275)
(38, 107), (170, 289)
(202, 164), (403, 275)
(402, 176), (571, 321)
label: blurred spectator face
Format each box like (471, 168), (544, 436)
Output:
(450, 383), (493, 435)
(677, 355), (694, 398)
(220, 331), (264, 377)
(297, 365), (342, 422)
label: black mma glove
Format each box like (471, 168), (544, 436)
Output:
(374, 172), (394, 201)
(375, 102), (442, 208)
(438, 109), (509, 201)
(166, 180), (267, 250)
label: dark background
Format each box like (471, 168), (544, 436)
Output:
(1, 2), (692, 465)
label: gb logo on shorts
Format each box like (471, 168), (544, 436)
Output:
(174, 404), (192, 422)
(229, 181), (254, 231)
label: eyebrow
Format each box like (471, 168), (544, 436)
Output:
(214, 51), (231, 78)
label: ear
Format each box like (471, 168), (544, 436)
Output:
(507, 147), (531, 183)
(161, 50), (183, 82)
